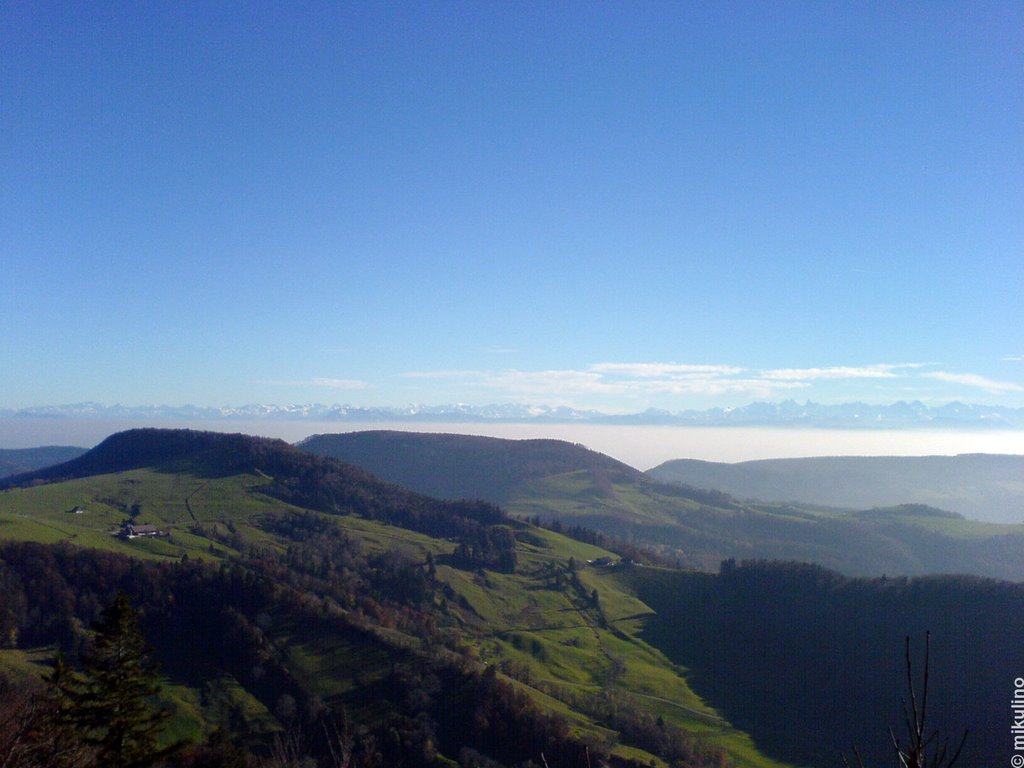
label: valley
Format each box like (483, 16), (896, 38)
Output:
(648, 454), (1024, 524)
(301, 431), (1024, 580)
(0, 428), (1019, 767)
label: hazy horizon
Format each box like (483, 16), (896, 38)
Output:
(3, 418), (1022, 471)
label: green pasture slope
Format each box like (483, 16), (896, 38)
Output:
(297, 431), (1024, 581)
(0, 468), (300, 748)
(0, 463), (790, 768)
(0, 468), (299, 561)
(502, 467), (1024, 580)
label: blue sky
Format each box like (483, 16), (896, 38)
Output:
(3, 1), (1022, 413)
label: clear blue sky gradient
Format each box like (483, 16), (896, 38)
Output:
(3, 2), (1022, 411)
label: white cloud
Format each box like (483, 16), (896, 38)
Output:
(399, 364), (806, 405)
(401, 370), (482, 379)
(630, 377), (808, 398)
(480, 369), (614, 396)
(312, 378), (370, 390)
(259, 378), (369, 390)
(761, 364), (909, 381)
(923, 371), (1024, 394)
(1003, 355), (1024, 362)
(391, 360), (1024, 408)
(590, 362), (746, 378)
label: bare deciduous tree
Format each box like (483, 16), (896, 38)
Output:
(844, 632), (968, 768)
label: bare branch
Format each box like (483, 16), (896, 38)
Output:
(945, 730), (968, 768)
(920, 631), (931, 746)
(852, 635), (967, 768)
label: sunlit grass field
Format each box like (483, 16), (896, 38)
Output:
(0, 466), (791, 768)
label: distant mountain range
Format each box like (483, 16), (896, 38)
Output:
(3, 399), (1024, 428)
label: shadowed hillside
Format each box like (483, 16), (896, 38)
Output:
(620, 560), (1024, 768)
(298, 430), (641, 502)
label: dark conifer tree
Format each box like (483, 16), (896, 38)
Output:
(52, 592), (177, 768)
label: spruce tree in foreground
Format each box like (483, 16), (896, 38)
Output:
(52, 592), (177, 768)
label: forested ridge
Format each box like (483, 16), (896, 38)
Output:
(298, 431), (640, 504)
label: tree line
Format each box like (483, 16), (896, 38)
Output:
(626, 559), (1024, 767)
